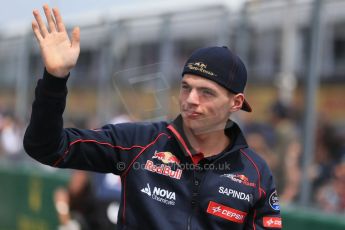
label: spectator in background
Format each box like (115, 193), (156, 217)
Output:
(0, 112), (3, 155)
(315, 159), (345, 213)
(54, 163), (120, 230)
(54, 114), (131, 230)
(88, 114), (132, 229)
(310, 116), (343, 193)
(245, 130), (278, 178)
(0, 113), (23, 158)
(268, 100), (302, 204)
(54, 170), (101, 230)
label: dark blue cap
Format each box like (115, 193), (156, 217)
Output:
(182, 46), (252, 112)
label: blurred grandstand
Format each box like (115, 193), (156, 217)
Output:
(0, 0), (345, 229)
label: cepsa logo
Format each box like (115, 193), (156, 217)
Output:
(263, 217), (282, 228)
(221, 173), (256, 188)
(207, 201), (247, 223)
(145, 151), (182, 180)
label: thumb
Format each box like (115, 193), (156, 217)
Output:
(71, 27), (80, 49)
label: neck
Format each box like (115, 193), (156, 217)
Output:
(183, 125), (230, 158)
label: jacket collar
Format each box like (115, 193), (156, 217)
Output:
(167, 115), (248, 164)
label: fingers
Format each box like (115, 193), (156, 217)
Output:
(33, 8), (49, 37)
(71, 27), (81, 50)
(32, 20), (43, 42)
(32, 4), (75, 50)
(52, 8), (66, 32)
(43, 4), (57, 33)
(33, 4), (63, 37)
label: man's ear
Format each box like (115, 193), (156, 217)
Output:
(229, 93), (245, 112)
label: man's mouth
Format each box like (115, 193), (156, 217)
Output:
(184, 110), (202, 119)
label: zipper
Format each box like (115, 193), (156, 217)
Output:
(187, 215), (191, 230)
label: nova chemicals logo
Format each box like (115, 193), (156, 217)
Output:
(141, 183), (176, 206)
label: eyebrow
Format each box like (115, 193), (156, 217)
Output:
(181, 80), (188, 85)
(181, 81), (217, 94)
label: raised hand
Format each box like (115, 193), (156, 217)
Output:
(32, 4), (80, 78)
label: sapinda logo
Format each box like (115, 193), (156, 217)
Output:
(218, 186), (252, 202)
(141, 183), (176, 206)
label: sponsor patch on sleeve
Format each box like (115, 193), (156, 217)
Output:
(206, 201), (247, 223)
(269, 190), (280, 211)
(263, 217), (282, 228)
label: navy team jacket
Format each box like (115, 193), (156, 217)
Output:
(23, 70), (282, 230)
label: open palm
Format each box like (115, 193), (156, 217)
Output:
(32, 4), (80, 78)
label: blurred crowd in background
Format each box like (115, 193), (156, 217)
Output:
(241, 99), (345, 213)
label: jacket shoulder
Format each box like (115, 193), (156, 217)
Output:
(240, 148), (268, 168)
(102, 120), (170, 146)
(240, 148), (276, 189)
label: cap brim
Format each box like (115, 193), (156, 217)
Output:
(241, 99), (252, 112)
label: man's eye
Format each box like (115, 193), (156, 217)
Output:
(202, 89), (214, 96)
(181, 85), (190, 90)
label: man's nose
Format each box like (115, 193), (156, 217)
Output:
(186, 89), (199, 105)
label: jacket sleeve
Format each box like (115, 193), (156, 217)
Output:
(23, 70), (141, 175)
(248, 165), (282, 229)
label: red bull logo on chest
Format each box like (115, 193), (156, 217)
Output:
(145, 150), (182, 180)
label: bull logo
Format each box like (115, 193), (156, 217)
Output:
(152, 151), (180, 165)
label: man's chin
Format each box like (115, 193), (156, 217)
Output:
(183, 118), (226, 135)
(183, 119), (212, 135)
